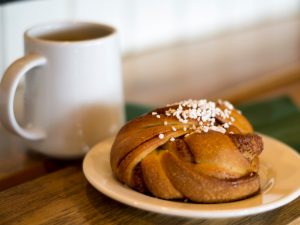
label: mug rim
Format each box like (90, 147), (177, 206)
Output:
(25, 21), (117, 45)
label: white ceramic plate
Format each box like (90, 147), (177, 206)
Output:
(83, 134), (300, 218)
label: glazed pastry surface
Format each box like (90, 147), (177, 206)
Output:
(110, 99), (263, 203)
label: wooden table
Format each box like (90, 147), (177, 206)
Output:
(1, 17), (300, 225)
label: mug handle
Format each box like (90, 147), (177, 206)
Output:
(0, 53), (47, 140)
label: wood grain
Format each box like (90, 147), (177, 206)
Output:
(0, 123), (79, 191)
(0, 166), (299, 225)
(0, 15), (300, 225)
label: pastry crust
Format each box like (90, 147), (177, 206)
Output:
(110, 99), (263, 203)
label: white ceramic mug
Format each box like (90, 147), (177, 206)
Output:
(0, 21), (124, 158)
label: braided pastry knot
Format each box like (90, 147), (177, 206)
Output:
(110, 100), (263, 203)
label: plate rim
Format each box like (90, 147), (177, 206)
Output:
(83, 134), (300, 218)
